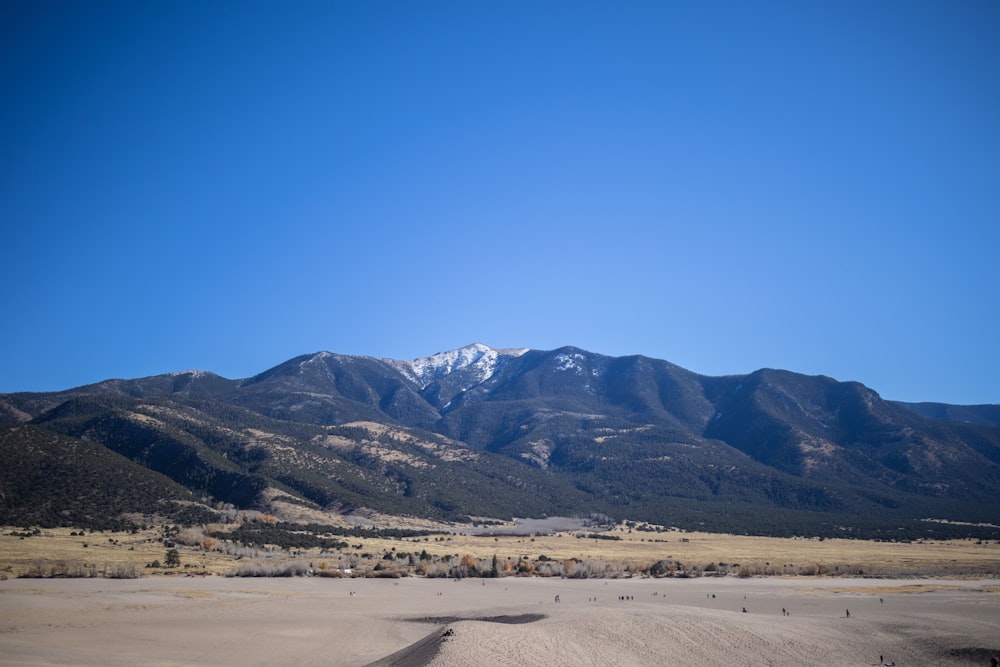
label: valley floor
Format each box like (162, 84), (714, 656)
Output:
(1, 575), (998, 666)
(3, 524), (999, 579)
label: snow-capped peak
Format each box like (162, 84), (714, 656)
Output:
(167, 370), (210, 379)
(390, 343), (529, 389)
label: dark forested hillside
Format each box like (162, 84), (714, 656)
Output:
(0, 424), (215, 529)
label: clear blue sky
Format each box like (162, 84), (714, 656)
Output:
(2, 1), (998, 404)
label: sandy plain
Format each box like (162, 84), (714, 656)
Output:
(1, 575), (998, 666)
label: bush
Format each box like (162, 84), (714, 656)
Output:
(313, 568), (343, 578)
(227, 560), (310, 577)
(366, 569), (404, 578)
(103, 562), (140, 579)
(20, 560), (98, 578)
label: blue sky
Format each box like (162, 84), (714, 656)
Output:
(2, 1), (998, 404)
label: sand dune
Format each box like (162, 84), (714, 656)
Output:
(1, 576), (997, 666)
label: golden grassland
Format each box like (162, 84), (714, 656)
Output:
(2, 523), (998, 579)
(0, 527), (234, 578)
(366, 524), (1000, 576)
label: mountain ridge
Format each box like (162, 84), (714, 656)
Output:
(2, 344), (998, 538)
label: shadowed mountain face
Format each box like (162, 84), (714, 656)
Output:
(2, 344), (998, 538)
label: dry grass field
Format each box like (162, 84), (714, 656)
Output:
(508, 531), (991, 572)
(2, 522), (998, 580)
(364, 525), (1000, 576)
(0, 527), (236, 578)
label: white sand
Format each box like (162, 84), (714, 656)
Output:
(1, 576), (997, 666)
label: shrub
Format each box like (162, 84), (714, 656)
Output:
(20, 560), (98, 578)
(227, 560), (310, 577)
(649, 559), (674, 577)
(367, 569), (404, 578)
(103, 562), (140, 579)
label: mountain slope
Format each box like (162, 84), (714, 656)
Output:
(900, 401), (1000, 426)
(0, 423), (215, 529)
(234, 352), (440, 427)
(33, 396), (269, 509)
(703, 369), (1000, 503)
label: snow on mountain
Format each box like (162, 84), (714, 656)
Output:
(388, 343), (529, 390)
(554, 352), (586, 374)
(167, 370), (211, 378)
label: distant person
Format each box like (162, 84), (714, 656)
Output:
(845, 609), (850, 618)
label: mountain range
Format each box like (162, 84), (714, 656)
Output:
(2, 343), (999, 538)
